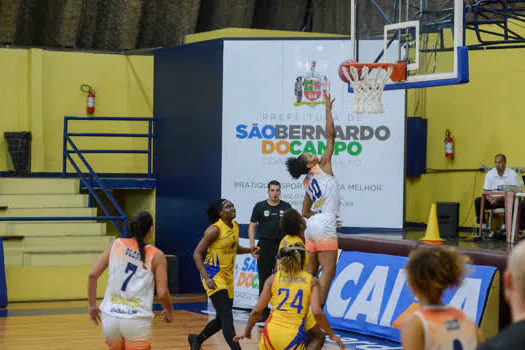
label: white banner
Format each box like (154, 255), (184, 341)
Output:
(222, 40), (405, 229)
(233, 238), (260, 309)
(230, 238), (342, 309)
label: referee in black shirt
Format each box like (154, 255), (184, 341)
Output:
(249, 180), (291, 321)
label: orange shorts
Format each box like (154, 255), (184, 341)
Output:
(305, 214), (338, 253)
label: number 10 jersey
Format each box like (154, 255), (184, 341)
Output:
(303, 164), (340, 217)
(100, 238), (159, 319)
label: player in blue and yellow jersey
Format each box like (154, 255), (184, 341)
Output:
(235, 244), (344, 348)
(278, 208), (325, 350)
(189, 199), (259, 350)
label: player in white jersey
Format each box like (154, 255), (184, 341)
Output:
(88, 211), (174, 350)
(285, 90), (339, 305)
(401, 246), (483, 350)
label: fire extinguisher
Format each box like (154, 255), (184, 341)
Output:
(81, 84), (96, 115)
(445, 129), (454, 159)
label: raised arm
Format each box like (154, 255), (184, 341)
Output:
(320, 91), (336, 175)
(193, 225), (220, 288)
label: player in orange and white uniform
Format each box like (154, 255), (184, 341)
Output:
(234, 243), (344, 350)
(285, 90), (339, 305)
(401, 245), (484, 350)
(88, 211), (173, 350)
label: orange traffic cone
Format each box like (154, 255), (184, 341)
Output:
(421, 203), (445, 245)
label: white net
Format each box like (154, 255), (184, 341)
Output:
(342, 65), (394, 114)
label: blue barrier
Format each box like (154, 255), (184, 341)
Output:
(0, 238), (7, 308)
(324, 251), (496, 342)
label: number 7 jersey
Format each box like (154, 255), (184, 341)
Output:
(100, 238), (159, 319)
(303, 164), (340, 217)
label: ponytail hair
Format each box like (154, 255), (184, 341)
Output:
(207, 199), (227, 223)
(129, 211), (153, 267)
(277, 243), (306, 274)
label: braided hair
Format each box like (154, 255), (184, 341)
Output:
(129, 211), (153, 267)
(206, 199), (227, 223)
(276, 243), (306, 274)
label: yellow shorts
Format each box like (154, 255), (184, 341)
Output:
(259, 316), (307, 350)
(202, 277), (234, 298)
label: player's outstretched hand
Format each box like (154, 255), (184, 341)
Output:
(89, 305), (101, 325)
(251, 246), (260, 260)
(161, 309), (172, 322)
(323, 90), (335, 110)
(330, 334), (345, 349)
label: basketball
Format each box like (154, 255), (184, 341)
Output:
(338, 59), (358, 83)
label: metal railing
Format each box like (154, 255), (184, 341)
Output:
(60, 116), (155, 237)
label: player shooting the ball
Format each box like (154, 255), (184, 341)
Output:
(285, 90), (341, 306)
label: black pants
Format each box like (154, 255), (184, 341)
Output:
(257, 238), (280, 319)
(475, 196), (525, 228)
(198, 289), (241, 349)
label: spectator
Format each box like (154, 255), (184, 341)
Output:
(475, 154), (524, 236)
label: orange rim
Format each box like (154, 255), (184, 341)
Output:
(340, 61), (407, 82)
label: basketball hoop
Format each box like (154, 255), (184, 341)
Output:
(339, 62), (407, 114)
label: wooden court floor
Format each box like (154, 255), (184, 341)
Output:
(0, 295), (355, 349)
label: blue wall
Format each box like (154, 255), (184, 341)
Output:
(154, 40), (224, 293)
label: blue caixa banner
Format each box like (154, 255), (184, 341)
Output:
(324, 251), (496, 342)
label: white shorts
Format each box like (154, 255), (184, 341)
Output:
(305, 213), (338, 253)
(101, 313), (152, 350)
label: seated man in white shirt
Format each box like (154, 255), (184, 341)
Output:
(475, 154), (524, 234)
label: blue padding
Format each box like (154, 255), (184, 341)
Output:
(325, 250), (496, 342)
(406, 117), (428, 177)
(0, 238), (8, 308)
(154, 40), (224, 293)
(348, 46), (469, 92)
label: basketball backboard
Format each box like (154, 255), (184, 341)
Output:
(349, 0), (468, 91)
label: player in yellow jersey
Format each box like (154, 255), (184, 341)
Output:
(189, 199), (259, 350)
(278, 208), (325, 350)
(402, 246), (483, 350)
(235, 243), (344, 349)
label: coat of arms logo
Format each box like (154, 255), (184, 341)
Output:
(294, 61), (330, 107)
